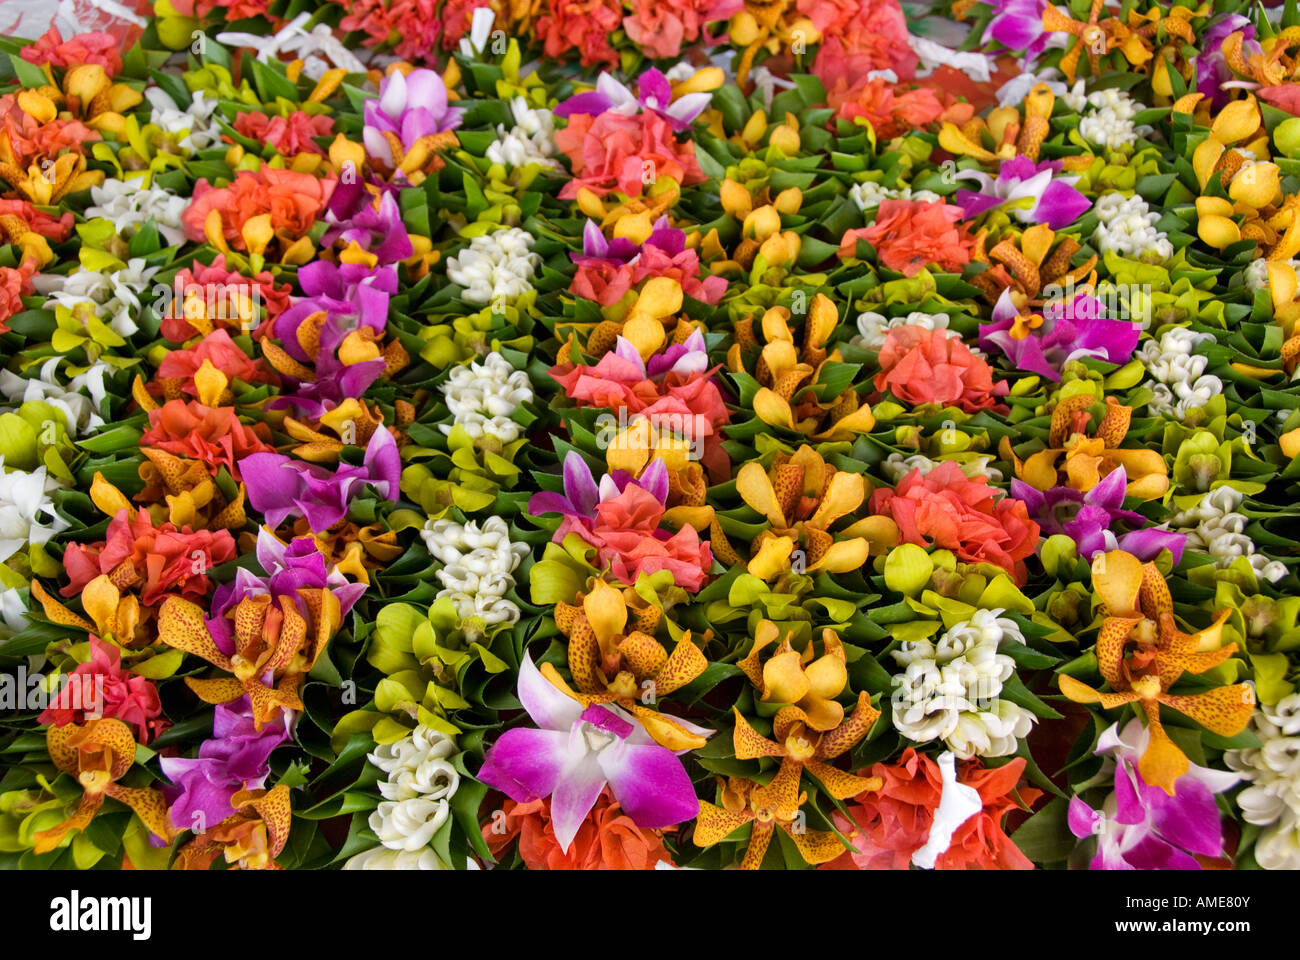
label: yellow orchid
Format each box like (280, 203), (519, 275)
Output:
(32, 718), (174, 855)
(283, 398), (387, 464)
(1004, 394), (1169, 500)
(605, 416), (708, 507)
(1059, 551), (1254, 794)
(560, 276), (703, 365)
(739, 620), (853, 730)
(175, 784), (292, 870)
(1224, 25), (1300, 89)
(938, 83), (1055, 164)
(548, 579), (708, 750)
(727, 444), (880, 579)
(1041, 0), (1123, 84)
(729, 294), (877, 441)
(20, 65), (144, 139)
(727, 1), (822, 86)
(0, 147), (103, 205)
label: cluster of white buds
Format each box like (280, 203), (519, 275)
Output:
(439, 351), (533, 444)
(1138, 326), (1222, 418)
(1225, 694), (1300, 869)
(342, 847), (448, 870)
(853, 312), (965, 352)
(445, 227), (541, 308)
(85, 178), (189, 247)
(890, 609), (1036, 758)
(487, 97), (560, 170)
(1092, 192), (1173, 263)
(367, 725), (461, 852)
(33, 255), (160, 340)
(848, 180), (942, 213)
(1077, 88), (1143, 151)
(1167, 486), (1288, 583)
(420, 516), (529, 627)
(881, 453), (1002, 484)
(144, 87), (221, 153)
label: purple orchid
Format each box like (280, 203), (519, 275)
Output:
(527, 450), (669, 522)
(1068, 719), (1240, 869)
(205, 529), (369, 653)
(362, 68), (463, 170)
(240, 425), (400, 532)
(980, 288), (1140, 381)
(1012, 466), (1186, 563)
(554, 68), (712, 131)
(956, 157), (1090, 230)
(600, 332), (710, 381)
(160, 696), (292, 834)
(477, 652), (706, 852)
(1198, 15), (1255, 109)
(986, 0), (1049, 61)
(323, 178), (413, 265)
(272, 260), (396, 366)
(572, 216), (687, 266)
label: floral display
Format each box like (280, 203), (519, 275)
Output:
(2, 0), (1300, 879)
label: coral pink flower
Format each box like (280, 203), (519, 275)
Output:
(181, 168), (333, 251)
(846, 198), (974, 277)
(20, 27), (124, 74)
(802, 0), (918, 88)
(140, 399), (276, 480)
(161, 255), (293, 342)
(0, 95), (100, 166)
(828, 77), (947, 138)
(874, 326), (1008, 413)
(821, 748), (1041, 870)
(556, 111), (705, 200)
(339, 0), (442, 60)
(231, 110), (334, 157)
(556, 483), (714, 592)
(0, 259), (36, 333)
(869, 462), (1041, 584)
(623, 0), (742, 59)
(155, 329), (277, 394)
(61, 510), (237, 608)
(0, 198), (74, 243)
(536, 0), (624, 68)
(485, 792), (675, 870)
(38, 637), (167, 743)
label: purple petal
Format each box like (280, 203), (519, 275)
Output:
(1116, 527), (1187, 565)
(1068, 795), (1100, 839)
(562, 451), (600, 517)
(477, 727), (573, 804)
(597, 740), (699, 829)
(636, 458), (669, 504)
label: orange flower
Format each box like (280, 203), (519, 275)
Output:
(844, 198), (974, 276)
(181, 168), (333, 253)
(0, 258), (36, 332)
(139, 400), (275, 481)
(821, 748), (1041, 870)
(485, 792), (673, 870)
(827, 77), (947, 138)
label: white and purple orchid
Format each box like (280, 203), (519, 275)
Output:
(554, 68), (711, 131)
(476, 653), (705, 852)
(985, 0), (1050, 62)
(1068, 719), (1241, 870)
(363, 68), (464, 169)
(527, 450), (669, 522)
(956, 157), (1090, 230)
(980, 288), (1140, 381)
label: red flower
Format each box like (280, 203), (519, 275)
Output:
(484, 793), (674, 869)
(61, 510), (237, 608)
(0, 95), (100, 167)
(154, 329), (278, 395)
(38, 637), (167, 743)
(230, 111), (334, 157)
(573, 245), (726, 306)
(181, 168), (333, 251)
(821, 748), (1041, 870)
(873, 325), (1008, 413)
(20, 28), (123, 75)
(140, 400), (275, 480)
(623, 0), (741, 59)
(827, 77), (947, 139)
(802, 0), (918, 88)
(869, 462), (1040, 584)
(536, 0), (624, 69)
(339, 0), (442, 60)
(556, 111), (705, 200)
(0, 259), (36, 333)
(846, 198), (973, 277)
(0, 198), (75, 243)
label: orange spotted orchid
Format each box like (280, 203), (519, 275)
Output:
(938, 83), (1054, 164)
(547, 579), (709, 750)
(175, 785), (292, 870)
(1059, 551), (1255, 794)
(33, 718), (174, 855)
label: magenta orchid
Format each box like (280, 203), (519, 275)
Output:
(980, 289), (1141, 381)
(476, 652), (704, 852)
(1068, 719), (1241, 870)
(160, 695), (292, 835)
(323, 179), (412, 264)
(956, 157), (1090, 230)
(986, 0), (1050, 61)
(554, 68), (713, 131)
(1012, 466), (1186, 563)
(362, 68), (464, 169)
(240, 425), (401, 531)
